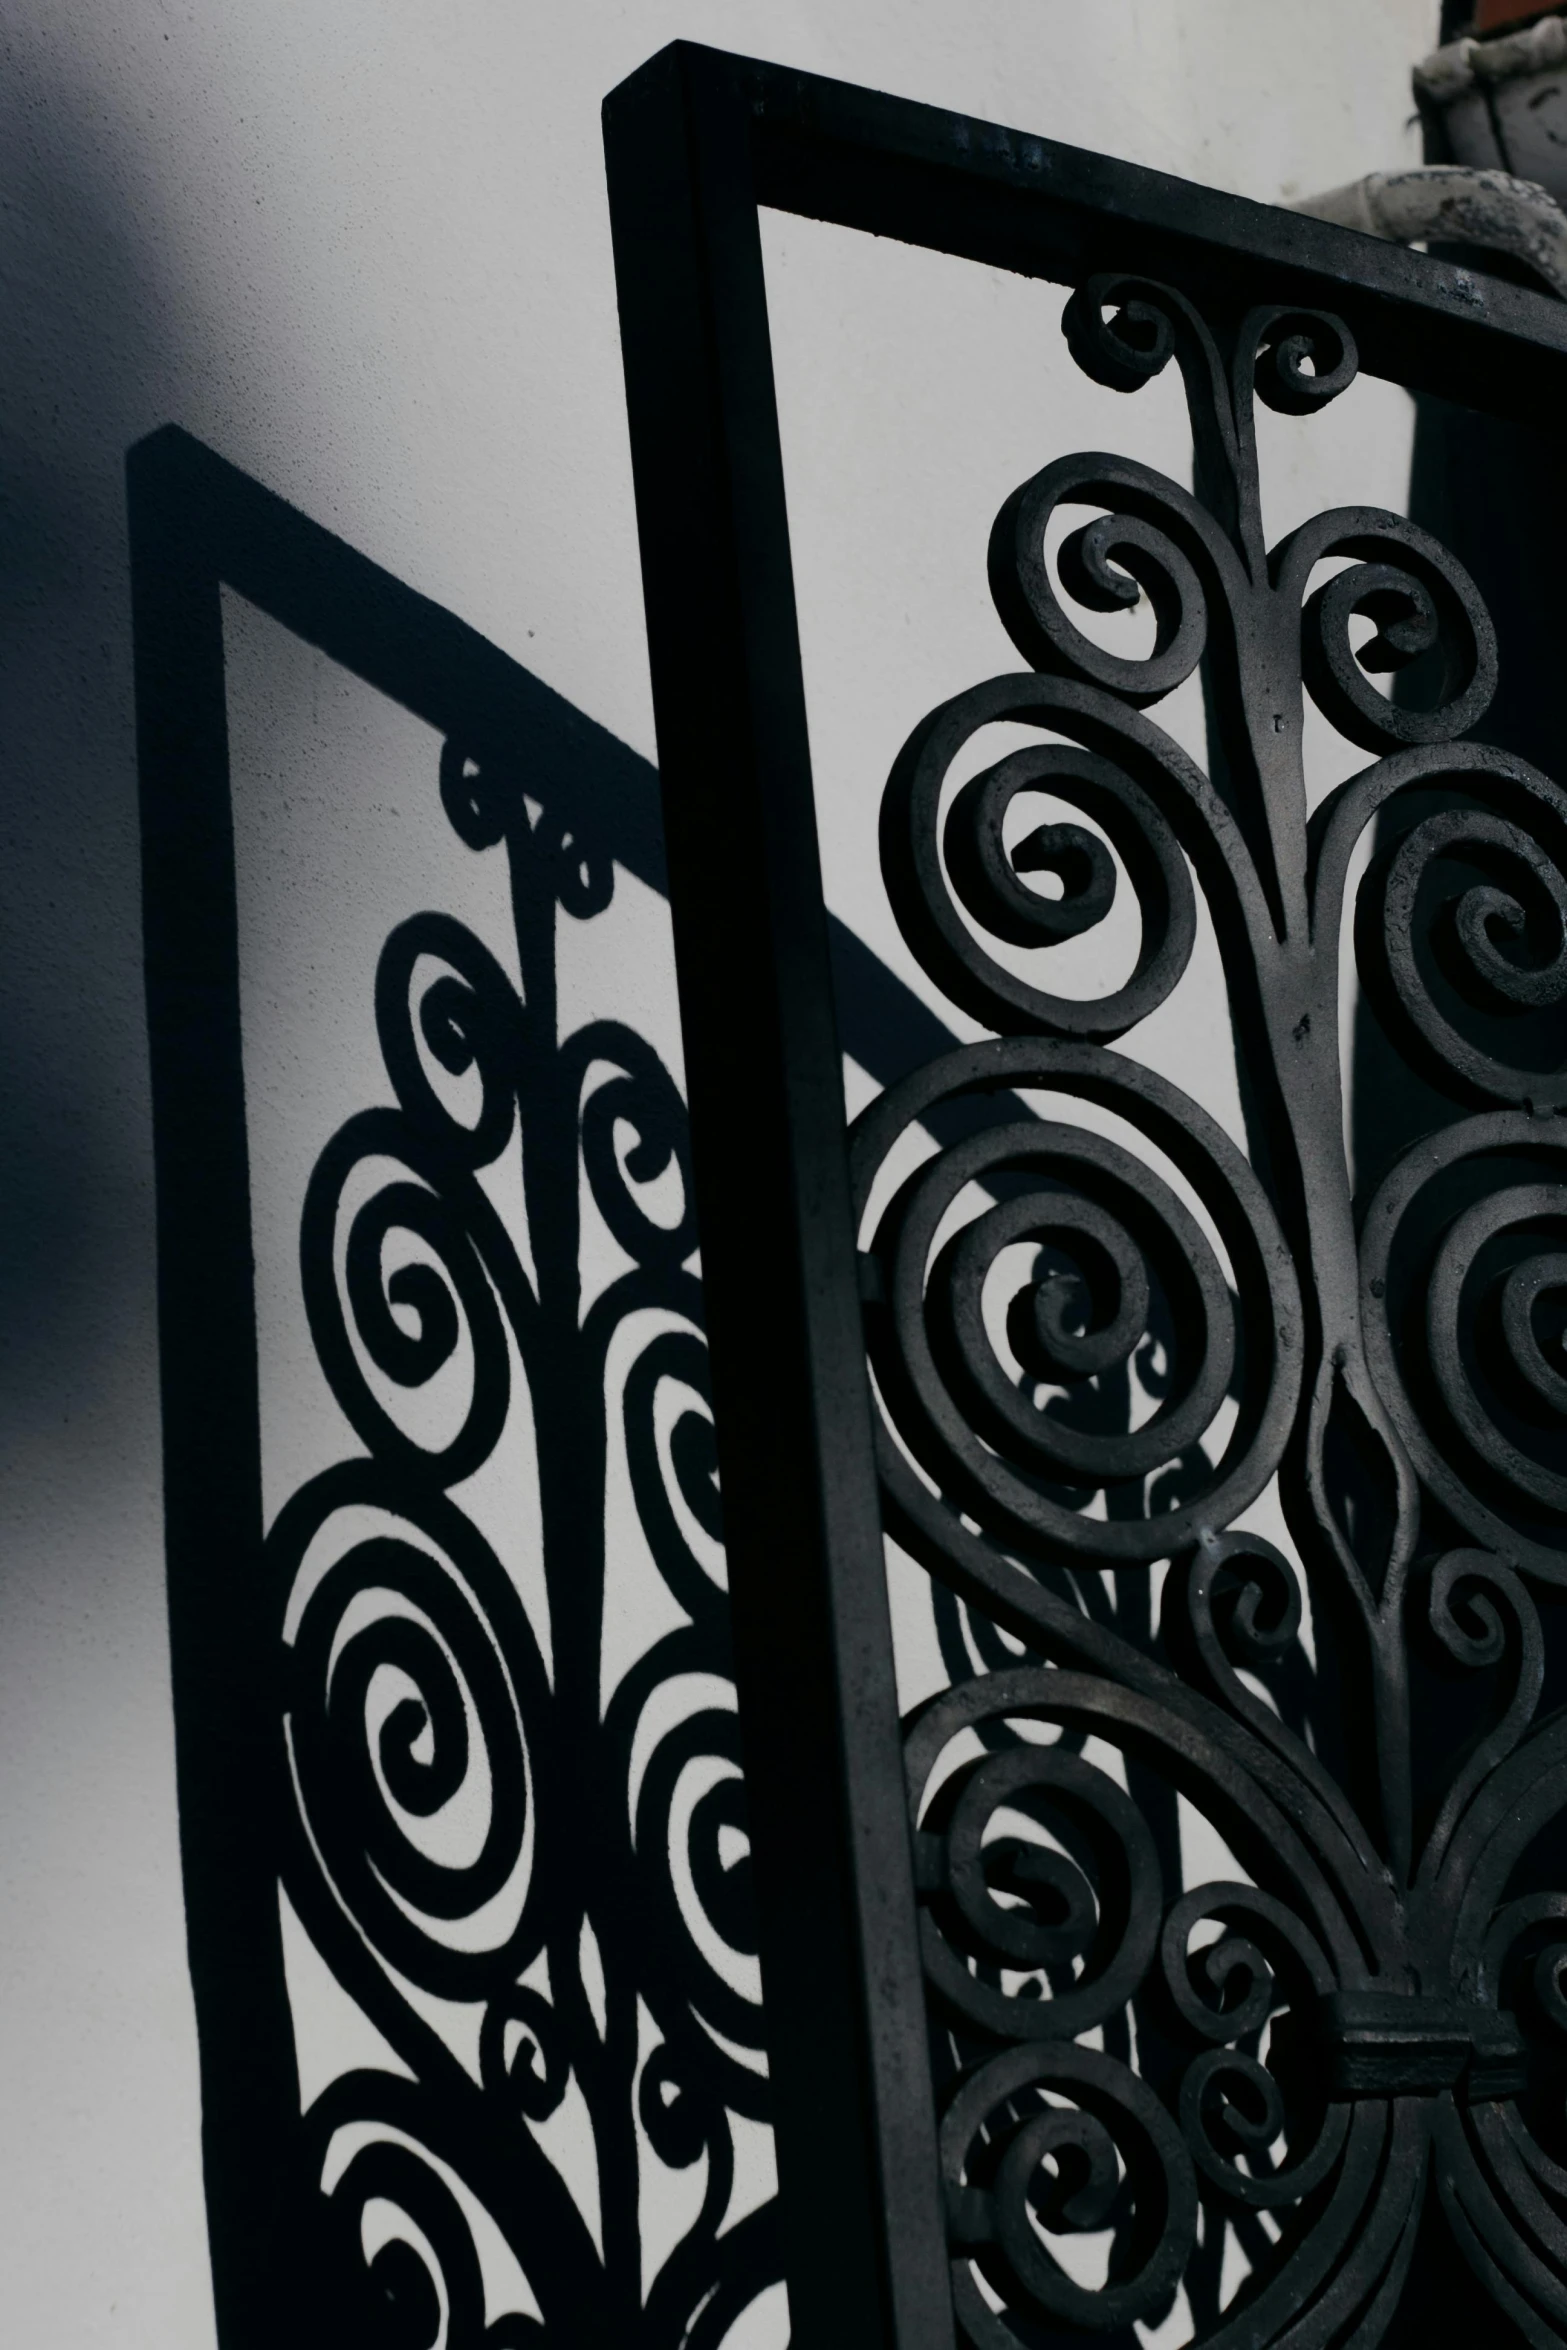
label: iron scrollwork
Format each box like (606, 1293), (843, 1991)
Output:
(857, 274), (1567, 2340)
(267, 744), (781, 2341)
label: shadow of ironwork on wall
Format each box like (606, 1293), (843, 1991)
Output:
(135, 426), (1149, 2347)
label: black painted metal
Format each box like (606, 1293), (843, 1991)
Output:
(606, 43), (1567, 2348)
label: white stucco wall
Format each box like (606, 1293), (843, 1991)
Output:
(0, 4), (1439, 2341)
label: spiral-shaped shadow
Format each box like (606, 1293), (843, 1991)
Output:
(280, 1484), (549, 2001)
(297, 915), (536, 1483)
(567, 1021), (698, 1274)
(302, 1106), (525, 1485)
(377, 912), (523, 1170)
(623, 1326), (724, 1624)
(479, 1983), (571, 2126)
(630, 1687), (768, 2107)
(853, 1040), (1299, 1569)
(327, 2134), (497, 2346)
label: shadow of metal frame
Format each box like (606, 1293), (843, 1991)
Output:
(129, 427), (690, 2343)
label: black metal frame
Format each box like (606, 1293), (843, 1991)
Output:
(605, 42), (1567, 2348)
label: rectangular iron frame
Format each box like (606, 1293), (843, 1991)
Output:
(602, 40), (1567, 2350)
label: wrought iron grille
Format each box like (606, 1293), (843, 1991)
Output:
(606, 43), (1567, 2349)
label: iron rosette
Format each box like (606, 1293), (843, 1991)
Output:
(856, 274), (1567, 2342)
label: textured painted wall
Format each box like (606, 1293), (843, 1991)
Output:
(0, 4), (1437, 2341)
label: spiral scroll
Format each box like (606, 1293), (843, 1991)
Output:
(1350, 757), (1567, 1111)
(907, 1708), (1162, 2043)
(1362, 1113), (1567, 1582)
(852, 1039), (1300, 1576)
(942, 2040), (1197, 2345)
(881, 673), (1206, 1042)
(1282, 512), (1499, 754)
(986, 449), (1221, 708)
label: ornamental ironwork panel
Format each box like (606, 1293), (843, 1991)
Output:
(606, 44), (1567, 2349)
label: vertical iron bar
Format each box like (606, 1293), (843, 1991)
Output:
(604, 43), (951, 2350)
(128, 434), (305, 2346)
